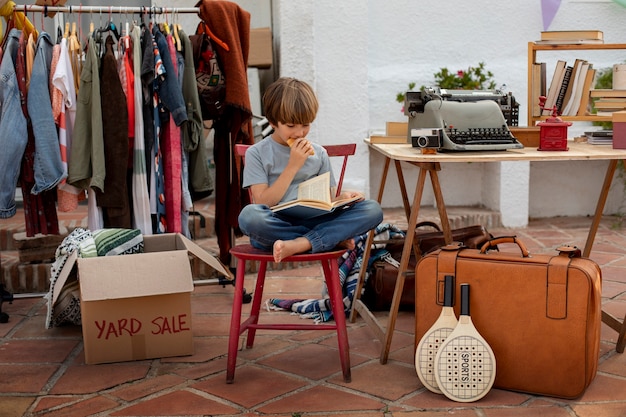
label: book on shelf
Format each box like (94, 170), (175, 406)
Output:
(568, 61), (593, 116)
(535, 39), (604, 45)
(562, 59), (586, 116)
(532, 62), (547, 117)
(540, 30), (604, 41)
(543, 60), (567, 115)
(593, 98), (626, 110)
(590, 89), (626, 98)
(577, 67), (597, 116)
(555, 65), (573, 114)
(596, 110), (622, 117)
(270, 171), (362, 218)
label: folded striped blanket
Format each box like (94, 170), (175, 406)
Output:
(45, 228), (144, 328)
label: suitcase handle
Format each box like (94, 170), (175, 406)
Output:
(480, 236), (530, 257)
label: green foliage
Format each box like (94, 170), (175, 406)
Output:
(396, 82), (416, 104)
(396, 62), (497, 105)
(431, 62), (497, 90)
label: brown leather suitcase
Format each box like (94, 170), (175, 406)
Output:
(415, 237), (602, 399)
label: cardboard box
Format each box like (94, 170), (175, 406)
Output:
(249, 27), (273, 68)
(53, 233), (231, 365)
(612, 111), (626, 149)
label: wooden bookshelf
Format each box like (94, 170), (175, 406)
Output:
(527, 41), (626, 126)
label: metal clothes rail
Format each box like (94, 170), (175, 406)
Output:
(13, 4), (200, 15)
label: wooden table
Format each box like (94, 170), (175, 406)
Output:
(351, 140), (626, 362)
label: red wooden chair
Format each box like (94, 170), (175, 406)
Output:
(227, 142), (357, 383)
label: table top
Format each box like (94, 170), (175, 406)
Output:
(365, 139), (626, 163)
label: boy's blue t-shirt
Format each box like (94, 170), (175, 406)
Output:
(243, 138), (337, 204)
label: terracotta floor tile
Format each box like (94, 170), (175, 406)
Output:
(10, 315), (82, 339)
(161, 336), (227, 363)
(482, 406), (573, 417)
(2, 206), (626, 416)
(575, 374), (626, 402)
(1, 396), (36, 417)
(109, 374), (186, 402)
(49, 363), (150, 394)
(599, 350), (626, 377)
(572, 402), (626, 417)
(332, 360), (419, 401)
(0, 339), (78, 363)
(40, 396), (120, 417)
(0, 364), (58, 393)
(33, 395), (79, 413)
(110, 390), (239, 416)
(194, 366), (307, 408)
(257, 343), (349, 380)
(258, 385), (384, 414)
(189, 314), (231, 337)
(169, 357), (227, 381)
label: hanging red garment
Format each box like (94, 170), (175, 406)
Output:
(161, 32), (182, 233)
(196, 0), (254, 265)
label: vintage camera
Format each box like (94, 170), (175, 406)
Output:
(411, 128), (443, 149)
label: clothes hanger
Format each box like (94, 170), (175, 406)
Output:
(173, 10), (181, 52)
(197, 20), (229, 52)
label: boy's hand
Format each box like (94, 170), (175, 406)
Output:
(287, 137), (315, 156)
(335, 190), (364, 202)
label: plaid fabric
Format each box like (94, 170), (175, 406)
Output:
(268, 223), (405, 323)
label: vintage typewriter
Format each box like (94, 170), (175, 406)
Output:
(404, 88), (523, 151)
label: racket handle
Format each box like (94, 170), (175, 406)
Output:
(460, 283), (470, 316)
(443, 275), (454, 307)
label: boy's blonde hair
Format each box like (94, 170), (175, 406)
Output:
(263, 77), (319, 126)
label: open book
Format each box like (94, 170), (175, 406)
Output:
(271, 172), (361, 218)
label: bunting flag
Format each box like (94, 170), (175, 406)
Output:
(541, 0), (561, 31)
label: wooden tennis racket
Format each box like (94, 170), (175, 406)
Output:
(415, 274), (457, 394)
(434, 283), (496, 402)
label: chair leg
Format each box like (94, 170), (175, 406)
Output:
(226, 258), (247, 383)
(246, 261), (268, 349)
(322, 259), (351, 383)
(617, 313), (626, 354)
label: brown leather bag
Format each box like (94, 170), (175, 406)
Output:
(415, 237), (602, 398)
(362, 223), (492, 311)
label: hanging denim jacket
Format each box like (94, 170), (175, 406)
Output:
(28, 32), (66, 194)
(152, 27), (187, 127)
(0, 29), (28, 218)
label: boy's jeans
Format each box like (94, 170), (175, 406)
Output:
(238, 200), (383, 253)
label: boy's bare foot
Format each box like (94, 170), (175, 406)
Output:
(273, 237), (312, 262)
(337, 239), (356, 251)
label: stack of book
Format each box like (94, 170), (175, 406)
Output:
(585, 129), (613, 145)
(541, 59), (597, 117)
(536, 30), (604, 45)
(590, 89), (626, 116)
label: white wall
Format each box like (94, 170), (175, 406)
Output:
(274, 0), (626, 225)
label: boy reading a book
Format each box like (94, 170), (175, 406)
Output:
(238, 77), (383, 262)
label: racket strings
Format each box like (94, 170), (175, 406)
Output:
(417, 327), (455, 390)
(437, 336), (494, 399)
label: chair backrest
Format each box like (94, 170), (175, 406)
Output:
(234, 142), (356, 200)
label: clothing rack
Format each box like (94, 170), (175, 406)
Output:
(13, 5), (200, 15)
